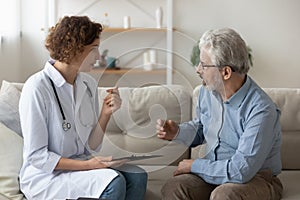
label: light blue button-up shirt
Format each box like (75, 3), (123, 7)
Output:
(176, 76), (282, 185)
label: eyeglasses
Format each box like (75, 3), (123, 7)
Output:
(197, 61), (217, 70)
(197, 61), (236, 72)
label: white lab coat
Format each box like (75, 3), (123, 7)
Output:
(19, 62), (118, 200)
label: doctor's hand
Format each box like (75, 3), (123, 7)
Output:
(102, 87), (122, 116)
(87, 156), (127, 169)
(156, 119), (179, 140)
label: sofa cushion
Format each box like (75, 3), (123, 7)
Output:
(278, 170), (300, 200)
(144, 165), (177, 200)
(0, 81), (22, 136)
(0, 80), (24, 94)
(278, 131), (300, 170)
(97, 85), (192, 166)
(263, 88), (300, 131)
(0, 122), (24, 200)
(263, 88), (300, 170)
(98, 85), (191, 137)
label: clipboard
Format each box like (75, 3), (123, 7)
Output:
(112, 154), (163, 161)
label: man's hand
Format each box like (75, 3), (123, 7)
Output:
(156, 119), (179, 140)
(173, 159), (194, 176)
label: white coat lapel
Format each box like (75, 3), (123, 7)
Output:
(74, 75), (97, 146)
(74, 76), (90, 145)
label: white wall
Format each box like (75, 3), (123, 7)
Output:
(19, 0), (50, 82)
(1, 0), (299, 89)
(173, 0), (300, 88)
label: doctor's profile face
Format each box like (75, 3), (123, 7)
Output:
(79, 39), (101, 72)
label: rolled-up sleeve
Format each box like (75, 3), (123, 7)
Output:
(85, 83), (103, 155)
(176, 119), (205, 147)
(175, 90), (205, 147)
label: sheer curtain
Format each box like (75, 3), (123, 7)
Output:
(0, 0), (21, 46)
(0, 0), (21, 83)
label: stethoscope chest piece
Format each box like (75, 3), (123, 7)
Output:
(62, 120), (71, 131)
(49, 77), (72, 132)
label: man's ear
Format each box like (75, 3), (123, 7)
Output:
(222, 66), (233, 81)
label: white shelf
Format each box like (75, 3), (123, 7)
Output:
(102, 27), (175, 33)
(91, 68), (168, 75)
(87, 0), (174, 85)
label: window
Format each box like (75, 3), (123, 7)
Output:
(0, 0), (20, 40)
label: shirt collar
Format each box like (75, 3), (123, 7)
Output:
(43, 61), (92, 97)
(43, 61), (67, 87)
(225, 75), (251, 108)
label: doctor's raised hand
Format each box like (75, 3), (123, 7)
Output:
(102, 87), (122, 115)
(89, 87), (122, 149)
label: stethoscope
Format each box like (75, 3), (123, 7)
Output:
(49, 78), (72, 131)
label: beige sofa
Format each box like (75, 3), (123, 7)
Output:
(0, 80), (299, 200)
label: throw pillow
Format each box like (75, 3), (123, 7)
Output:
(0, 122), (24, 200)
(0, 80), (23, 94)
(127, 85), (189, 138)
(0, 81), (22, 136)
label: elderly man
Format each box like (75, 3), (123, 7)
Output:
(156, 28), (283, 200)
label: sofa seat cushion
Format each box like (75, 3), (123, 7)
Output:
(144, 167), (300, 200)
(278, 170), (300, 200)
(143, 166), (177, 200)
(263, 88), (300, 170)
(281, 131), (300, 169)
(0, 122), (24, 200)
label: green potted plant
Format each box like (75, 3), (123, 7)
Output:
(190, 41), (201, 67)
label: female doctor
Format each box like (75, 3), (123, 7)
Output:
(19, 16), (147, 200)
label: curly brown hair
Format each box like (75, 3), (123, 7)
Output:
(45, 16), (102, 64)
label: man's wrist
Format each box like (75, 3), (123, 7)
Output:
(173, 125), (180, 140)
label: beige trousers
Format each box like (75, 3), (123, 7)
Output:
(161, 170), (283, 200)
